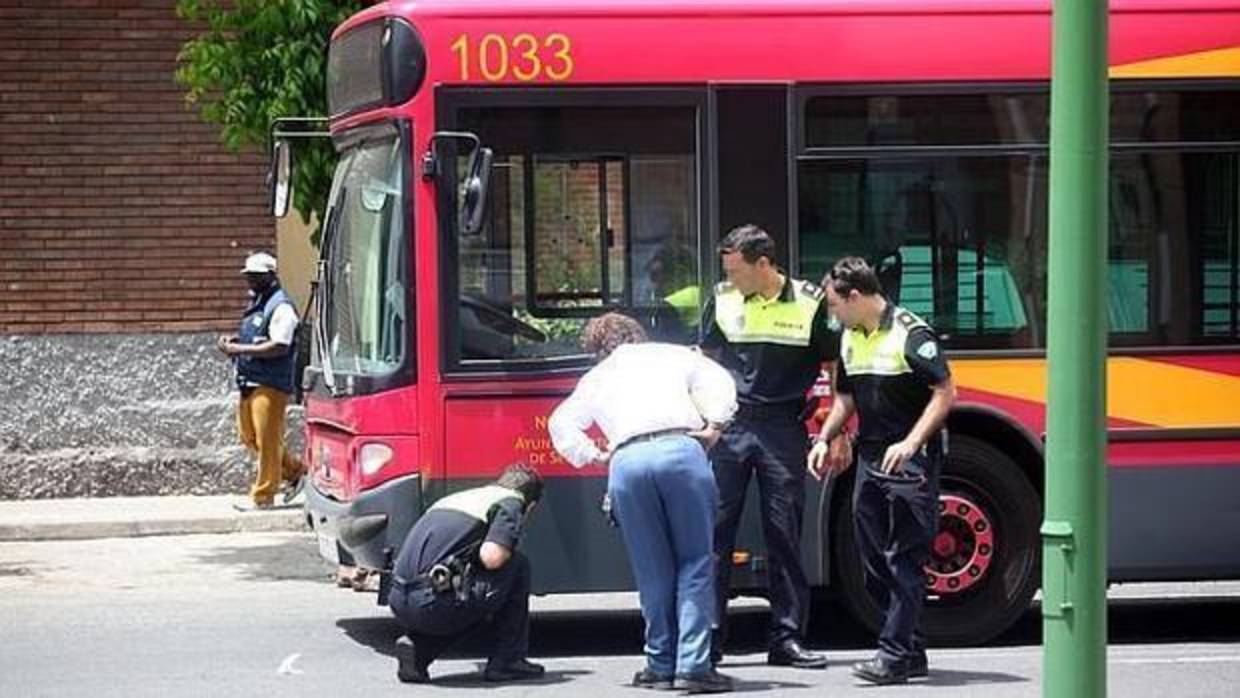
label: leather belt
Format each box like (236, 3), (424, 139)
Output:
(616, 428), (691, 452)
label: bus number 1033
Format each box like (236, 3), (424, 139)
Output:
(450, 33), (575, 83)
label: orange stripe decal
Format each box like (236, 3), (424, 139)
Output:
(952, 357), (1240, 429)
(1111, 46), (1240, 79)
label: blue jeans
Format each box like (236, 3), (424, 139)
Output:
(610, 435), (718, 676)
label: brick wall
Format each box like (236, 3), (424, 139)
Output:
(0, 0), (273, 335)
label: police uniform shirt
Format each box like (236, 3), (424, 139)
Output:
(835, 302), (951, 449)
(700, 276), (839, 405)
(392, 486), (526, 580)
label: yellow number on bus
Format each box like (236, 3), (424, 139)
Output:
(512, 33), (541, 82)
(544, 33), (573, 81)
(450, 34), (470, 81)
(450, 32), (573, 82)
(479, 34), (509, 82)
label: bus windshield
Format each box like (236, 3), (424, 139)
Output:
(316, 133), (409, 388)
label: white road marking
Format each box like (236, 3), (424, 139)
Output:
(277, 652), (303, 675)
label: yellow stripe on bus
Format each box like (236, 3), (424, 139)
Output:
(1110, 46), (1240, 79)
(952, 357), (1240, 429)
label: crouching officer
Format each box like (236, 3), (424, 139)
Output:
(388, 463), (545, 684)
(809, 257), (956, 685)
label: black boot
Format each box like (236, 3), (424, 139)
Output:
(767, 639), (827, 669)
(395, 640), (431, 684)
(483, 658), (546, 682)
(852, 656), (910, 685)
(631, 668), (675, 689)
(676, 669), (734, 694)
(909, 652), (929, 679)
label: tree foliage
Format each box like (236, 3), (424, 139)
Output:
(175, 0), (367, 241)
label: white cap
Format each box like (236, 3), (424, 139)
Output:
(241, 252), (277, 274)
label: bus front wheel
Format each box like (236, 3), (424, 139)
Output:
(832, 434), (1041, 646)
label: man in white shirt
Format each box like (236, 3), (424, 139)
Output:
(216, 252), (306, 511)
(549, 313), (738, 694)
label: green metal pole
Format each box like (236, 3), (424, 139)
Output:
(1043, 1), (1109, 697)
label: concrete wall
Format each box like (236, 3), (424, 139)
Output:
(0, 333), (304, 500)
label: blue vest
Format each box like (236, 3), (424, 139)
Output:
(235, 287), (297, 394)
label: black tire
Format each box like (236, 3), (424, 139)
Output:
(832, 434), (1041, 646)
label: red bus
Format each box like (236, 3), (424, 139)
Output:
(279, 0), (1240, 645)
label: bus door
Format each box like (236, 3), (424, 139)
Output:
(435, 89), (708, 592)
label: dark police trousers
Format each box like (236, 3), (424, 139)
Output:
(853, 444), (941, 665)
(388, 552), (531, 666)
(712, 403), (811, 648)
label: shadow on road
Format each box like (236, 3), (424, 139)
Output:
(335, 616), (594, 685)
(336, 616), (402, 659)
(916, 668), (1029, 687)
(333, 595), (1240, 668)
(189, 536), (334, 583)
(425, 669), (590, 688)
(730, 677), (814, 692)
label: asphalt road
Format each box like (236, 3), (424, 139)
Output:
(3, 532), (1239, 697)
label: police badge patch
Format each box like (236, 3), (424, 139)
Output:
(916, 341), (938, 360)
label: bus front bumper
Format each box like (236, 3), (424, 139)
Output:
(304, 473), (422, 572)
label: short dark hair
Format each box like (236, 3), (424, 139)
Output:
(497, 463), (544, 506)
(580, 312), (648, 359)
(718, 224), (776, 264)
(823, 256), (883, 297)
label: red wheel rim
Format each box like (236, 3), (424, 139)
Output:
(925, 493), (996, 596)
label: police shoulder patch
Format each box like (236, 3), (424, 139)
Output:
(895, 309), (926, 330)
(797, 279), (824, 301)
(916, 340), (939, 360)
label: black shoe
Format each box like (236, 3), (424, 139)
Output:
(909, 652), (929, 679)
(395, 644), (430, 684)
(483, 658), (546, 682)
(767, 639), (827, 669)
(852, 657), (910, 685)
(631, 668), (674, 689)
(676, 669), (734, 694)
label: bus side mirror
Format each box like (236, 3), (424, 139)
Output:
(269, 139), (293, 218)
(460, 146), (493, 236)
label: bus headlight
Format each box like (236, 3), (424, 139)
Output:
(358, 443), (394, 477)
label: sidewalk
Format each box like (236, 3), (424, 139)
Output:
(0, 494), (308, 542)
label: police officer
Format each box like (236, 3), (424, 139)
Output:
(388, 464), (545, 684)
(809, 256), (956, 685)
(216, 252), (306, 511)
(644, 244), (701, 344)
(700, 224), (844, 669)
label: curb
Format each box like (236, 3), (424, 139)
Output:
(0, 509), (308, 542)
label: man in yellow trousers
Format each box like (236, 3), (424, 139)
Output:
(217, 252), (306, 511)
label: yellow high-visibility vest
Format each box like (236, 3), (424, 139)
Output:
(712, 278), (823, 347)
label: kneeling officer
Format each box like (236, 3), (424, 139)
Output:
(388, 463), (545, 684)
